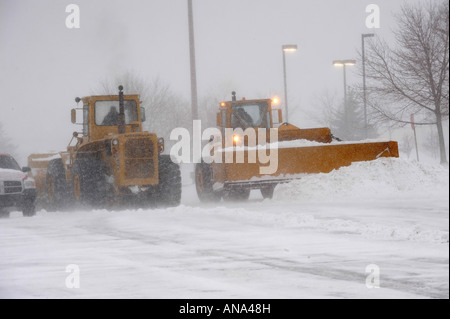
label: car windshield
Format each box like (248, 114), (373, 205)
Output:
(95, 100), (138, 126)
(0, 155), (21, 171)
(231, 101), (269, 129)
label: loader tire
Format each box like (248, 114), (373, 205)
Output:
(157, 155), (182, 207)
(46, 158), (71, 211)
(260, 184), (276, 199)
(72, 158), (107, 208)
(195, 162), (222, 203)
(223, 188), (250, 202)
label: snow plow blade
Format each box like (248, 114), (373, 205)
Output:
(215, 141), (399, 187)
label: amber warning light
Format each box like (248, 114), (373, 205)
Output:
(272, 96), (280, 106)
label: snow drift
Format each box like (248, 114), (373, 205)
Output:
(273, 158), (449, 202)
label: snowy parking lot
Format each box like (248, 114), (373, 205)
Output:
(0, 158), (448, 299)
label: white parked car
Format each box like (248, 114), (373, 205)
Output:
(0, 154), (37, 218)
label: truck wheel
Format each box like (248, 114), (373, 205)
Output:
(72, 158), (107, 207)
(46, 159), (71, 211)
(223, 188), (250, 202)
(195, 162), (222, 203)
(260, 184), (276, 199)
(157, 155), (182, 207)
(22, 201), (36, 217)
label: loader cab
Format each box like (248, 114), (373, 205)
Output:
(95, 100), (138, 127)
(72, 94), (146, 141)
(216, 94), (282, 130)
(230, 101), (271, 129)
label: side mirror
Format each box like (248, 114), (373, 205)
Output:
(278, 109), (283, 123)
(22, 167), (31, 173)
(140, 107), (146, 122)
(272, 109), (283, 124)
(71, 109), (76, 124)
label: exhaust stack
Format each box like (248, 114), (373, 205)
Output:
(118, 85), (126, 134)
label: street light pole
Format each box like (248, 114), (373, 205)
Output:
(282, 44), (297, 123)
(282, 49), (288, 122)
(187, 0), (198, 122)
(362, 33), (374, 139)
(343, 64), (348, 124)
(333, 59), (356, 135)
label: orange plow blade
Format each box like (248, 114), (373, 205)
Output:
(215, 141), (399, 185)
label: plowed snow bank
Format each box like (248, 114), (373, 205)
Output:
(273, 158), (449, 201)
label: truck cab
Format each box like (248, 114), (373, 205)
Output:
(0, 154), (36, 217)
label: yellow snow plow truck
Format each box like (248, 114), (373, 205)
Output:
(28, 86), (181, 210)
(195, 92), (399, 201)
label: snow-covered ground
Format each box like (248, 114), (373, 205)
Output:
(0, 158), (448, 299)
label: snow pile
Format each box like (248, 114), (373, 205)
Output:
(273, 158), (449, 202)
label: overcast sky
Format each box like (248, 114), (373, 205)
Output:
(0, 0), (427, 162)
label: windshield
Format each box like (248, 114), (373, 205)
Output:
(95, 100), (138, 126)
(231, 102), (269, 129)
(0, 155), (21, 171)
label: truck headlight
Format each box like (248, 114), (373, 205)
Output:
(23, 178), (36, 189)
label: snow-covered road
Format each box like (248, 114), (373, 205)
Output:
(0, 159), (448, 299)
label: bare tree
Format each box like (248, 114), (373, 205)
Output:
(423, 126), (440, 159)
(365, 1), (449, 164)
(197, 80), (242, 129)
(307, 89), (337, 128)
(309, 89), (378, 140)
(399, 133), (414, 159)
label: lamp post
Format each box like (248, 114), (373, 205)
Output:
(282, 44), (297, 123)
(362, 33), (375, 138)
(187, 0), (198, 121)
(333, 59), (356, 128)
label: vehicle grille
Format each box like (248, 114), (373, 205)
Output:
(125, 159), (154, 179)
(3, 181), (22, 194)
(124, 138), (155, 180)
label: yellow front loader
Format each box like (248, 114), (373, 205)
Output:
(195, 92), (399, 201)
(28, 86), (181, 210)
